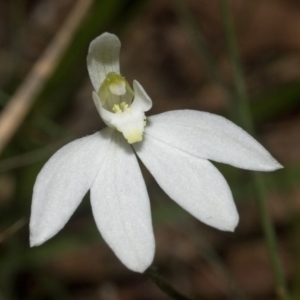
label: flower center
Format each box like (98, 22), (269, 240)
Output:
(98, 72), (134, 112)
(112, 102), (129, 113)
(96, 72), (149, 145)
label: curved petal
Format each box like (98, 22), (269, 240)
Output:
(90, 132), (155, 272)
(145, 110), (282, 171)
(134, 135), (239, 231)
(92, 91), (114, 127)
(130, 80), (152, 112)
(87, 33), (121, 92)
(30, 128), (114, 247)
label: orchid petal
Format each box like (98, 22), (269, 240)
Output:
(90, 132), (155, 272)
(87, 32), (121, 92)
(145, 110), (282, 171)
(30, 128), (113, 246)
(134, 135), (239, 231)
(92, 91), (113, 127)
(130, 80), (152, 112)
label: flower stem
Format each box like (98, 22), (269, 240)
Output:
(146, 266), (194, 300)
(218, 0), (253, 132)
(218, 1), (289, 299)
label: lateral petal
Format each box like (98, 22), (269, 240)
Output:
(134, 135), (239, 232)
(90, 132), (155, 272)
(145, 110), (282, 171)
(30, 128), (113, 246)
(130, 80), (152, 112)
(87, 32), (121, 92)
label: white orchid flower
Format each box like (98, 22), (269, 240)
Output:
(30, 32), (282, 273)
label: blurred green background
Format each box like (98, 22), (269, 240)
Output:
(1, 0), (300, 299)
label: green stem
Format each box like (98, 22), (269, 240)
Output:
(252, 173), (288, 299)
(218, 1), (289, 299)
(146, 267), (194, 300)
(218, 0), (253, 132)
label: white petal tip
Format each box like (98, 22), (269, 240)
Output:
(125, 257), (154, 273)
(227, 222), (238, 232)
(30, 241), (38, 247)
(30, 235), (45, 247)
(118, 243), (155, 273)
(261, 159), (284, 172)
(273, 162), (284, 170)
(130, 264), (151, 273)
(217, 213), (239, 233)
(230, 216), (239, 232)
(29, 228), (51, 247)
(117, 240), (155, 273)
(30, 237), (42, 247)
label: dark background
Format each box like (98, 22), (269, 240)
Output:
(0, 0), (300, 299)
